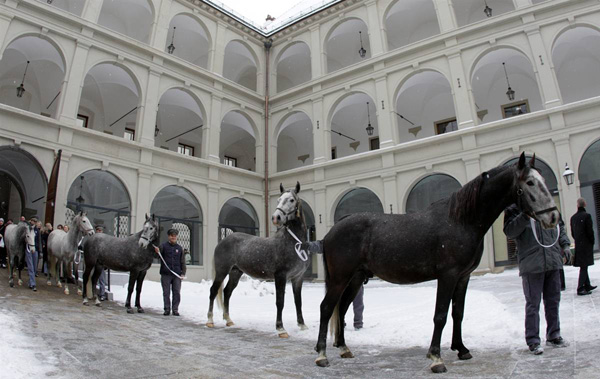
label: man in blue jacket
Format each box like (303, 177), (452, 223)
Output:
(155, 229), (186, 316)
(504, 205), (571, 355)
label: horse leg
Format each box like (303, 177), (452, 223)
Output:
(333, 272), (366, 359)
(125, 271), (137, 314)
(207, 268), (229, 328)
(82, 263), (93, 305)
(315, 282), (348, 367)
(46, 256), (54, 286)
(451, 275), (472, 360)
(291, 276), (308, 331)
(8, 256), (14, 287)
(56, 260), (63, 288)
(17, 257), (23, 286)
(90, 264), (103, 306)
(135, 270), (147, 313)
(63, 261), (71, 295)
(427, 276), (459, 374)
(274, 274), (288, 338)
(223, 267), (243, 326)
(74, 260), (82, 296)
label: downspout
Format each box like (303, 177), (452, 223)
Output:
(264, 39), (273, 237)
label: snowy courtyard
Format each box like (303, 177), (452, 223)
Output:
(0, 263), (598, 378)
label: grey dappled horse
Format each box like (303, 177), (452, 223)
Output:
(314, 153), (560, 373)
(47, 212), (94, 295)
(207, 182), (310, 338)
(82, 214), (159, 313)
(4, 222), (36, 287)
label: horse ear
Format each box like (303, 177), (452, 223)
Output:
(529, 153), (536, 169)
(517, 152), (526, 170)
(145, 213), (149, 221)
(280, 183), (285, 194)
(152, 213), (156, 221)
(295, 181), (301, 194)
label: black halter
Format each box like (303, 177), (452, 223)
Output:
(276, 192), (300, 223)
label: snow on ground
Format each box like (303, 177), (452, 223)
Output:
(0, 312), (57, 378)
(111, 264), (600, 351)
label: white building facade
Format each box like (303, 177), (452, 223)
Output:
(1, 0), (599, 281)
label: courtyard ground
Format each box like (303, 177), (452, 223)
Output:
(0, 263), (598, 378)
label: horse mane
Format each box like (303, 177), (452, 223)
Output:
(448, 165), (511, 225)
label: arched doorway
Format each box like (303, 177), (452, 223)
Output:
(218, 198), (259, 241)
(491, 157), (560, 266)
(334, 187), (384, 224)
(151, 186), (203, 265)
(66, 170), (131, 237)
(0, 147), (47, 221)
(405, 174), (461, 213)
(579, 139), (600, 251)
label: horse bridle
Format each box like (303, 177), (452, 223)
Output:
(516, 187), (558, 216)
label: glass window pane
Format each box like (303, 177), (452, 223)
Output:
(219, 198), (259, 237)
(334, 188), (384, 223)
(406, 174), (461, 213)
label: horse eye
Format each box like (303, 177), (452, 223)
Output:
(290, 199), (294, 203)
(526, 181), (534, 186)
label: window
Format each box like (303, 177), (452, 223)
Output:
(178, 144), (194, 157)
(435, 118), (458, 135)
(224, 156), (237, 167)
(369, 137), (380, 151)
(77, 114), (89, 128)
(124, 128), (135, 141)
(502, 100), (529, 119)
(331, 147), (337, 160)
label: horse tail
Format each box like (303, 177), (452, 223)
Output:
(320, 239), (340, 337)
(212, 256), (224, 310)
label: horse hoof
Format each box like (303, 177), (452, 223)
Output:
(278, 332), (289, 339)
(95, 302), (102, 307)
(126, 308), (134, 314)
(226, 321), (235, 327)
(82, 299), (89, 306)
(77, 289), (83, 296)
(18, 280), (23, 286)
(206, 322), (215, 328)
(64, 289), (69, 295)
(137, 308), (145, 314)
(57, 282), (62, 288)
(298, 324), (309, 331)
(458, 351), (473, 360)
(430, 363), (447, 374)
(339, 347), (354, 359)
(9, 282), (14, 288)
(315, 357), (329, 367)
(46, 281), (51, 286)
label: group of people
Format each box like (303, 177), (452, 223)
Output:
(504, 197), (596, 355)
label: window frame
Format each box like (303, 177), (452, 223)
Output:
(434, 117), (458, 135)
(178, 143), (195, 157)
(501, 100), (530, 119)
(224, 155), (238, 167)
(124, 128), (135, 141)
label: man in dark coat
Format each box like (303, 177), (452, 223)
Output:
(570, 198), (596, 296)
(154, 229), (186, 316)
(504, 204), (571, 355)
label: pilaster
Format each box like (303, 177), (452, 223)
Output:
(525, 27), (562, 108)
(139, 69), (162, 147)
(447, 52), (476, 128)
(58, 41), (91, 126)
(365, 0), (384, 56)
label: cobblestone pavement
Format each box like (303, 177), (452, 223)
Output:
(1, 269), (597, 378)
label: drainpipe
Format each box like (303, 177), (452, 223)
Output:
(264, 39), (273, 237)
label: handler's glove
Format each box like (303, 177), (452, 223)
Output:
(562, 248), (572, 265)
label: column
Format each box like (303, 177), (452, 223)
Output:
(553, 137), (578, 232)
(151, 0), (173, 50)
(365, 0), (384, 56)
(54, 151), (72, 227)
(204, 185), (220, 275)
(434, 0), (456, 33)
(311, 97), (327, 163)
(314, 188), (327, 280)
(134, 169), (152, 231)
(57, 41), (91, 126)
(204, 94), (222, 163)
(82, 0), (104, 24)
(447, 52), (476, 128)
(309, 25), (322, 79)
(382, 174), (398, 214)
(526, 27), (562, 108)
(374, 74), (394, 148)
(211, 22), (228, 76)
(139, 69), (162, 147)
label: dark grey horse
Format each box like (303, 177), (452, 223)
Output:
(82, 214), (159, 313)
(4, 222), (36, 287)
(207, 182), (310, 338)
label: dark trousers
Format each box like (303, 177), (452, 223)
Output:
(352, 285), (364, 328)
(0, 246), (6, 265)
(161, 274), (181, 312)
(559, 269), (566, 290)
(25, 250), (38, 288)
(522, 269), (561, 346)
(577, 266), (591, 292)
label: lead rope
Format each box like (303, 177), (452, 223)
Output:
(152, 244), (184, 280)
(286, 227), (308, 262)
(74, 237), (84, 265)
(529, 218), (560, 248)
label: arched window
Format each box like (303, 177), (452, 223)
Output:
(0, 147), (47, 221)
(66, 170), (131, 237)
(44, 0), (85, 16)
(406, 174), (461, 213)
(223, 41), (258, 91)
(276, 112), (313, 172)
(579, 139), (600, 251)
(166, 14), (211, 69)
(0, 36), (65, 118)
(98, 0), (154, 43)
(453, 0), (515, 28)
(385, 0), (440, 51)
(395, 71), (456, 143)
(151, 186), (203, 265)
(220, 111), (256, 171)
(219, 198), (259, 240)
(325, 19), (370, 73)
(552, 26), (600, 104)
(276, 42), (311, 92)
(330, 93), (378, 159)
(156, 89), (204, 157)
(78, 63), (140, 140)
(471, 48), (542, 124)
(334, 188), (384, 223)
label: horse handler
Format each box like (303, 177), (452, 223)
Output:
(154, 229), (186, 316)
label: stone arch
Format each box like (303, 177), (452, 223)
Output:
(325, 17), (371, 73)
(275, 41), (311, 92)
(166, 13), (212, 69)
(332, 187), (384, 224)
(97, 0), (155, 44)
(220, 110), (257, 171)
(275, 111), (314, 172)
(223, 40), (259, 91)
(404, 173), (462, 213)
(384, 0), (440, 51)
(218, 197), (259, 240)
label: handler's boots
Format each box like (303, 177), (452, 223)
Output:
(528, 343), (543, 355)
(546, 337), (569, 348)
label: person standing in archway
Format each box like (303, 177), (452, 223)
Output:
(570, 198), (596, 296)
(154, 229), (186, 316)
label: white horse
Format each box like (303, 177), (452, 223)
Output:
(47, 212), (94, 295)
(4, 222), (36, 287)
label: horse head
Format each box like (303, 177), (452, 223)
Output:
(272, 181), (301, 228)
(25, 224), (36, 252)
(74, 211), (95, 237)
(139, 214), (158, 248)
(514, 152), (559, 229)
